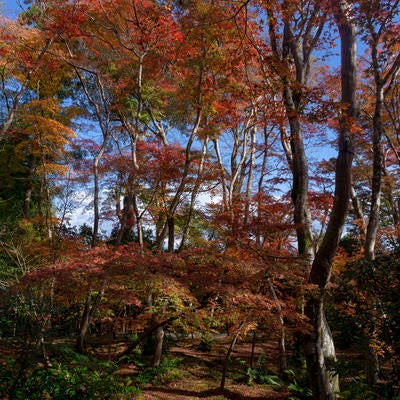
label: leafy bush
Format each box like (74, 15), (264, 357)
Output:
(135, 356), (183, 385)
(285, 369), (312, 400)
(245, 351), (282, 388)
(0, 350), (139, 399)
(197, 334), (214, 352)
(340, 379), (400, 400)
(246, 366), (281, 387)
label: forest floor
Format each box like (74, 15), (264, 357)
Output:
(0, 334), (296, 399)
(110, 336), (292, 400)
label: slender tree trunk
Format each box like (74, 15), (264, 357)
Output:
(156, 126), (199, 250)
(363, 86), (384, 386)
(76, 287), (104, 353)
(244, 127), (257, 227)
(179, 137), (209, 251)
(267, 278), (287, 373)
(220, 322), (244, 391)
(132, 194), (144, 250)
(72, 68), (111, 248)
(351, 185), (366, 237)
(250, 330), (257, 369)
(213, 138), (228, 211)
(364, 87), (384, 260)
(256, 127), (270, 246)
(23, 155), (36, 219)
(39, 315), (52, 368)
(92, 141), (107, 247)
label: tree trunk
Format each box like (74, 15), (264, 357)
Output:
(213, 138), (228, 211)
(156, 127), (198, 251)
(92, 143), (107, 247)
(23, 154), (36, 219)
(133, 194), (144, 250)
(220, 322), (244, 390)
(152, 325), (165, 368)
(76, 300), (91, 354)
(303, 303), (339, 399)
(167, 216), (175, 252)
(244, 127), (257, 227)
(76, 287), (104, 353)
(179, 137), (209, 251)
(267, 277), (287, 374)
(250, 330), (257, 369)
(364, 86), (384, 260)
(302, 3), (357, 398)
(363, 87), (384, 386)
(115, 184), (135, 246)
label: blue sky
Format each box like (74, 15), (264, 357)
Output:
(1, 0), (21, 18)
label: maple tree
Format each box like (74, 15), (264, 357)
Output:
(3, 1), (400, 399)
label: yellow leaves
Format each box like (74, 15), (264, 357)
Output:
(16, 98), (77, 177)
(22, 98), (61, 118)
(20, 99), (77, 139)
(24, 115), (76, 140)
(37, 163), (70, 177)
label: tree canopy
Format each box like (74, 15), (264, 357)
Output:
(1, 1), (400, 399)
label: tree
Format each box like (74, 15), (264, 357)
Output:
(0, 16), (54, 140)
(300, 2), (357, 398)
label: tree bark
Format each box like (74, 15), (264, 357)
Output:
(302, 3), (357, 398)
(364, 86), (384, 260)
(23, 155), (36, 219)
(152, 325), (165, 368)
(76, 287), (104, 354)
(220, 322), (244, 390)
(179, 137), (209, 251)
(92, 143), (106, 247)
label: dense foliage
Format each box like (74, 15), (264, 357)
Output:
(1, 0), (400, 399)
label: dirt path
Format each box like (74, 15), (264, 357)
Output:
(134, 338), (290, 400)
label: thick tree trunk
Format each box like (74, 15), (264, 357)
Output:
(115, 184), (135, 247)
(152, 325), (165, 368)
(303, 303), (339, 399)
(302, 3), (357, 399)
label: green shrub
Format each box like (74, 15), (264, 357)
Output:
(246, 366), (282, 387)
(245, 351), (282, 388)
(16, 362), (139, 400)
(197, 335), (213, 352)
(0, 350), (139, 400)
(135, 356), (183, 385)
(285, 369), (312, 400)
(340, 380), (400, 400)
